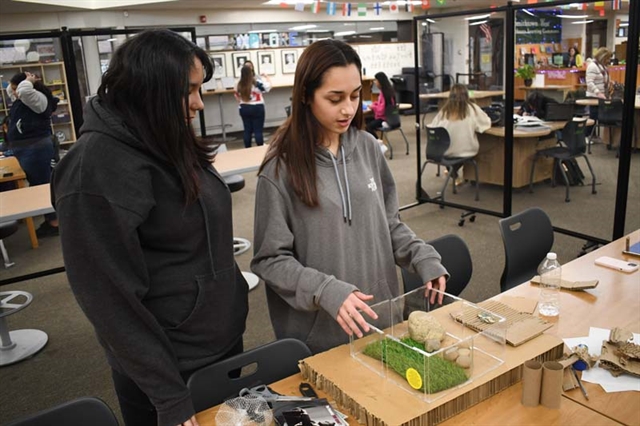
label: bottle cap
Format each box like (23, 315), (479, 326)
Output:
(547, 252), (557, 260)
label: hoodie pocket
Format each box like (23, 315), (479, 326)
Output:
(164, 267), (247, 352)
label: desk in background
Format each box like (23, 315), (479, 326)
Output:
(0, 157), (40, 249)
(419, 90), (504, 108)
(520, 85), (574, 103)
(197, 230), (640, 426)
(212, 144), (269, 177)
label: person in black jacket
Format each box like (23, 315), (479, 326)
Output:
(51, 29), (249, 426)
(6, 71), (59, 236)
(518, 90), (557, 119)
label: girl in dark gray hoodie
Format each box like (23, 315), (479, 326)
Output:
(251, 40), (448, 355)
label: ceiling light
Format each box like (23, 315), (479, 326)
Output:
(335, 31), (357, 36)
(307, 29), (330, 33)
(558, 15), (589, 19)
(522, 9), (535, 17)
(426, 18), (436, 23)
(289, 24), (317, 31)
(13, 0), (176, 9)
(465, 14), (491, 21)
(469, 20), (488, 26)
(369, 27), (385, 31)
(572, 20), (594, 24)
(248, 29), (278, 33)
(619, 23), (629, 27)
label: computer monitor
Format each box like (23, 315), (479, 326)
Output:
(552, 53), (565, 67)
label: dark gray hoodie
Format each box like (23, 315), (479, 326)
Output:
(52, 98), (248, 426)
(251, 128), (447, 354)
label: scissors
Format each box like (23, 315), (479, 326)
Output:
(239, 384), (316, 403)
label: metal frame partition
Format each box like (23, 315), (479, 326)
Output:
(0, 26), (203, 287)
(408, 0), (638, 246)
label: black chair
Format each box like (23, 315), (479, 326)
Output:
(377, 104), (410, 160)
(422, 127), (480, 205)
(6, 397), (118, 426)
(401, 234), (472, 297)
(498, 207), (554, 293)
(0, 220), (18, 268)
(597, 99), (623, 154)
(528, 118), (597, 202)
(187, 338), (312, 412)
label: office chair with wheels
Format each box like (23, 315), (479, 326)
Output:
(498, 207), (554, 293)
(401, 234), (472, 297)
(187, 338), (312, 412)
(422, 127), (480, 206)
(597, 99), (623, 155)
(6, 397), (118, 426)
(528, 118), (596, 202)
(377, 104), (410, 160)
(0, 221), (19, 268)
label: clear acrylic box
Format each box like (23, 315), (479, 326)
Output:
(350, 287), (506, 403)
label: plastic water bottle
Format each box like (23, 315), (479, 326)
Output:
(538, 252), (561, 317)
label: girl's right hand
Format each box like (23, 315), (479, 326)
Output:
(336, 291), (379, 338)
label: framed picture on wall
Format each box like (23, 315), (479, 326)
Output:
(210, 53), (226, 78)
(232, 52), (251, 78)
(257, 51), (276, 76)
(281, 50), (297, 74)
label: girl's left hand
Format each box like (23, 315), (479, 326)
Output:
(424, 275), (447, 304)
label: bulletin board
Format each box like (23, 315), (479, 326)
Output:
(356, 43), (415, 78)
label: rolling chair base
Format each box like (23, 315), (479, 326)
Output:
(233, 238), (251, 256)
(0, 329), (48, 366)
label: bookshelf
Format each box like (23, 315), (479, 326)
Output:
(0, 61), (76, 145)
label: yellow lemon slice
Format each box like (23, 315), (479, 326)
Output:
(405, 367), (422, 390)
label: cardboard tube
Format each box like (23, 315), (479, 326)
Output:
(521, 360), (543, 406)
(541, 361), (563, 409)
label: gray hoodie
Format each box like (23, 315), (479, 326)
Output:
(251, 128), (447, 354)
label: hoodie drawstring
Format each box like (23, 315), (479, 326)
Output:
(329, 145), (352, 226)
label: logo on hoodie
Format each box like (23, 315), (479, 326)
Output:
(368, 177), (377, 192)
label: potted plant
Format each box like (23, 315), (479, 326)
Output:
(516, 64), (535, 87)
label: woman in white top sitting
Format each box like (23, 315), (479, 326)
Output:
(429, 84), (491, 158)
(235, 61), (271, 148)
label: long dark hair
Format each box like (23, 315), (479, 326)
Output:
(97, 29), (213, 204)
(375, 71), (395, 108)
(237, 65), (254, 102)
(259, 39), (363, 207)
(10, 72), (58, 113)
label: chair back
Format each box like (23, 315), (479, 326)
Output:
(561, 118), (588, 154)
(498, 207), (554, 292)
(6, 397), (118, 426)
(425, 127), (451, 163)
(187, 338), (312, 412)
(598, 99), (623, 124)
(401, 234), (472, 297)
(0, 221), (19, 240)
(383, 103), (401, 130)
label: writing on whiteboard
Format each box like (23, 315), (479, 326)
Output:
(356, 43), (414, 77)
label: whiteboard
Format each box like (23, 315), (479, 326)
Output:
(355, 43), (415, 78)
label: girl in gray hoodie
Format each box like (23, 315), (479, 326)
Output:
(251, 39), (448, 355)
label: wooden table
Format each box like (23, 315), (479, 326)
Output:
(197, 231), (640, 426)
(469, 121), (564, 188)
(212, 144), (269, 177)
(419, 90), (504, 108)
(520, 85), (574, 103)
(0, 157), (40, 248)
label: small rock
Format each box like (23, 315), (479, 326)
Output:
(408, 311), (446, 343)
(456, 355), (472, 368)
(444, 349), (459, 361)
(425, 339), (441, 352)
(458, 348), (471, 358)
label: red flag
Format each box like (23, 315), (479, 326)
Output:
(279, 2), (288, 6)
(594, 1), (605, 9)
(612, 0), (621, 10)
(599, 9), (605, 16)
(422, 0), (430, 9)
(527, 0), (537, 3)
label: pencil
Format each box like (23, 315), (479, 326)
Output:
(572, 368), (589, 401)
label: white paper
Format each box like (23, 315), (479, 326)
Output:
(563, 327), (640, 393)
